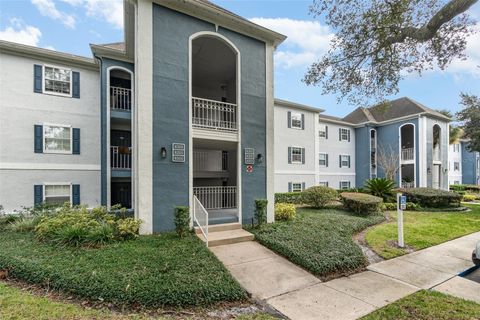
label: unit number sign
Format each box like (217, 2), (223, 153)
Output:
(172, 143), (185, 163)
(244, 148), (255, 165)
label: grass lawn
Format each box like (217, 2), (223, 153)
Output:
(365, 204), (480, 259)
(248, 208), (384, 279)
(0, 231), (246, 308)
(361, 290), (480, 320)
(0, 282), (276, 320)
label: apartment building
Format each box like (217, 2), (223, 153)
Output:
(449, 139), (480, 185)
(0, 0), (287, 234)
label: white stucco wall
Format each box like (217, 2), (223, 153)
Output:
(274, 104), (319, 192)
(448, 143), (462, 185)
(318, 120), (356, 189)
(0, 52), (101, 212)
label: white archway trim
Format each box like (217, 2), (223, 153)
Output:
(398, 123), (417, 188)
(106, 66), (135, 212)
(369, 128), (377, 179)
(188, 30), (242, 225)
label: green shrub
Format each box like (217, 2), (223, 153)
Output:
(462, 194), (477, 202)
(399, 188), (462, 208)
(302, 186), (338, 208)
(255, 199), (268, 225)
(116, 218), (142, 239)
(275, 203), (296, 221)
(35, 204), (142, 246)
(382, 202), (421, 211)
(274, 192), (303, 204)
(340, 192), (383, 215)
(6, 217), (37, 232)
(339, 187), (366, 193)
(174, 206), (190, 238)
(364, 178), (395, 201)
(450, 184), (480, 193)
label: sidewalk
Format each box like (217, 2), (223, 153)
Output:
(211, 232), (480, 320)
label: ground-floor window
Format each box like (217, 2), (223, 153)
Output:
(289, 182), (304, 192)
(44, 184), (71, 205)
(318, 181), (329, 187)
(339, 181), (351, 190)
(454, 181), (460, 185)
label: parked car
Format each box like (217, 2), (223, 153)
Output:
(473, 241), (480, 266)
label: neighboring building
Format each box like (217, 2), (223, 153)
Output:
(274, 99), (323, 192)
(448, 141), (463, 185)
(0, 0), (287, 234)
(449, 139), (480, 186)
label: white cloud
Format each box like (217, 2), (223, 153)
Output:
(447, 25), (480, 77)
(250, 17), (334, 69)
(0, 19), (42, 46)
(31, 0), (76, 28)
(60, 0), (123, 29)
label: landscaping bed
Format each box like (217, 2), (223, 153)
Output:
(248, 208), (384, 279)
(365, 204), (480, 259)
(361, 290), (480, 320)
(0, 231), (246, 307)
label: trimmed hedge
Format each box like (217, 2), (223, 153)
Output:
(398, 188), (462, 208)
(274, 192), (303, 204)
(462, 194), (477, 202)
(382, 202), (421, 211)
(275, 203), (296, 221)
(340, 193), (383, 215)
(0, 231), (246, 307)
(450, 184), (480, 193)
(302, 186), (338, 208)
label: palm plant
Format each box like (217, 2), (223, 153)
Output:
(364, 178), (395, 201)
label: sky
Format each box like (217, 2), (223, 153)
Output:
(1, 0), (479, 117)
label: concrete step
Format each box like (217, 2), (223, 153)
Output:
(196, 228), (254, 247)
(195, 222), (241, 234)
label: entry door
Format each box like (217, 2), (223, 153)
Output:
(432, 164), (441, 189)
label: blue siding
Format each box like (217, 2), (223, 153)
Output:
(461, 142), (479, 185)
(152, 5), (267, 231)
(97, 57), (134, 206)
(355, 126), (372, 187)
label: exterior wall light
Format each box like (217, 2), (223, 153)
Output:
(427, 167), (431, 174)
(161, 147), (167, 159)
(257, 153), (263, 163)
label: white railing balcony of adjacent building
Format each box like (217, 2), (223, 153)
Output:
(401, 148), (414, 161)
(193, 186), (237, 210)
(370, 139), (376, 150)
(111, 146), (132, 169)
(110, 86), (132, 111)
(433, 147), (441, 162)
(192, 97), (237, 132)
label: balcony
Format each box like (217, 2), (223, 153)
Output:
(110, 86), (132, 111)
(192, 97), (237, 132)
(111, 146), (131, 170)
(402, 181), (415, 189)
(193, 186), (237, 210)
(433, 147), (441, 162)
(401, 148), (414, 161)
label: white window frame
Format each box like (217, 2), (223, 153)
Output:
(290, 112), (303, 129)
(291, 182), (303, 192)
(43, 123), (73, 154)
(340, 155), (350, 168)
(43, 183), (72, 205)
(340, 128), (350, 141)
(454, 144), (460, 152)
(319, 124), (327, 138)
(340, 181), (351, 190)
(318, 181), (328, 187)
(42, 64), (73, 97)
(454, 162), (460, 171)
(291, 146), (303, 164)
(319, 153), (327, 167)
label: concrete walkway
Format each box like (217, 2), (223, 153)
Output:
(211, 232), (480, 320)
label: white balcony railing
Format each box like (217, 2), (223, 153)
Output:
(110, 86), (132, 111)
(193, 195), (208, 246)
(433, 147), (441, 162)
(401, 148), (414, 161)
(192, 97), (237, 132)
(193, 186), (237, 210)
(402, 181), (415, 189)
(370, 138), (376, 150)
(111, 146), (132, 169)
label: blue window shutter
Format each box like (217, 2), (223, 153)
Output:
(301, 114), (305, 130)
(326, 181), (329, 187)
(288, 182), (292, 192)
(325, 125), (328, 139)
(34, 125), (43, 153)
(72, 71), (80, 98)
(326, 154), (329, 167)
(348, 156), (351, 168)
(72, 184), (80, 205)
(339, 128), (342, 141)
(288, 147), (292, 164)
(302, 182), (305, 191)
(72, 128), (80, 154)
(339, 155), (342, 168)
(34, 185), (43, 205)
(34, 64), (42, 93)
(302, 148), (305, 164)
(348, 130), (351, 142)
(287, 112), (291, 128)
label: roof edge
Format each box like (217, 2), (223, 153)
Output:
(274, 98), (325, 113)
